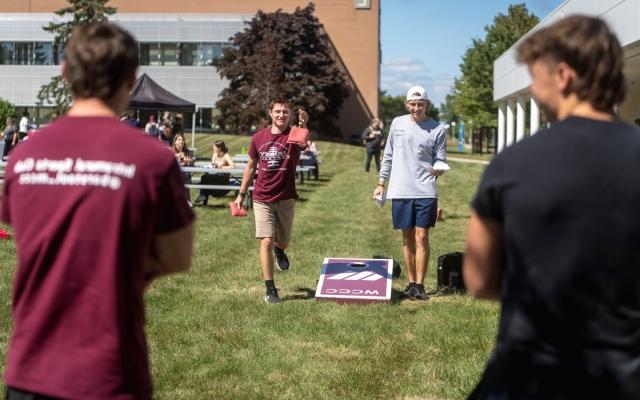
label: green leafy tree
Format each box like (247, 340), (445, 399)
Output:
(448, 3), (538, 127)
(0, 98), (16, 129)
(37, 0), (116, 114)
(379, 90), (439, 131)
(214, 3), (349, 136)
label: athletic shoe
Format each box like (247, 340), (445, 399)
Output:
(414, 286), (430, 301)
(274, 247), (290, 272)
(194, 194), (208, 206)
(402, 284), (416, 299)
(264, 288), (282, 304)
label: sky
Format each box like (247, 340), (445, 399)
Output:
(380, 0), (565, 107)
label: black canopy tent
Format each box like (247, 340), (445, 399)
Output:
(128, 73), (197, 147)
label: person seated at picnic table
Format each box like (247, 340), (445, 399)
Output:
(304, 138), (318, 156)
(172, 133), (194, 206)
(193, 140), (236, 206)
(300, 139), (319, 179)
(211, 140), (235, 169)
(161, 124), (173, 146)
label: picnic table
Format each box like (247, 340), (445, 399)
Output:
(224, 157), (316, 183)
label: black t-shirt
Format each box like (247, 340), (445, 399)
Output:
(470, 117), (640, 399)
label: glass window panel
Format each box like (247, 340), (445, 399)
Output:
(197, 43), (215, 66)
(139, 43), (150, 66)
(14, 42), (33, 65)
(0, 42), (14, 65)
(148, 43), (161, 66)
(211, 43), (224, 60)
(160, 43), (178, 66)
(53, 43), (63, 65)
(139, 43), (161, 66)
(180, 43), (197, 66)
(33, 42), (53, 65)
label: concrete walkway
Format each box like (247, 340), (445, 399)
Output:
(448, 156), (490, 165)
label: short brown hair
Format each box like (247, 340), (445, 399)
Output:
(268, 96), (291, 111)
(64, 22), (139, 101)
(517, 15), (626, 112)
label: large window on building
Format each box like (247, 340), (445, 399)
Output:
(0, 42), (55, 65)
(0, 41), (227, 66)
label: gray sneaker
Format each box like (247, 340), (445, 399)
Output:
(264, 288), (282, 304)
(414, 286), (429, 301)
(274, 247), (290, 272)
(402, 284), (417, 299)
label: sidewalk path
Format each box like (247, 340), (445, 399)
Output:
(448, 156), (490, 165)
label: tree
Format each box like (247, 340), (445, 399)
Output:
(37, 0), (116, 114)
(0, 98), (15, 128)
(447, 4), (538, 127)
(379, 91), (439, 132)
(214, 3), (349, 136)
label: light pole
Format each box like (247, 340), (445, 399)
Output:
(458, 120), (465, 152)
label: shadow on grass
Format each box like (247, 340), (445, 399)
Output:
(436, 212), (469, 222)
(193, 203), (228, 210)
(430, 287), (467, 297)
(282, 287), (316, 301)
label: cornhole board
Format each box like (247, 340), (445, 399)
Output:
(315, 258), (393, 304)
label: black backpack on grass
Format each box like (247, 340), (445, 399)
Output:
(437, 252), (465, 291)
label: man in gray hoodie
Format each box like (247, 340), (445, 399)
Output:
(372, 86), (447, 300)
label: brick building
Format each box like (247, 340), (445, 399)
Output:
(0, 0), (380, 139)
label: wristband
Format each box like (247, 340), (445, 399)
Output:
(239, 192), (246, 197)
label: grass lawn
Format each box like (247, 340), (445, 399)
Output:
(0, 134), (499, 399)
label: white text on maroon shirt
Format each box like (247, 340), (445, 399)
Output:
(13, 157), (136, 191)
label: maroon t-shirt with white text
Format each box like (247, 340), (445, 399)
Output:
(0, 116), (194, 399)
(249, 126), (301, 202)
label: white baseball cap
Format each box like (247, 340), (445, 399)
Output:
(406, 86), (429, 102)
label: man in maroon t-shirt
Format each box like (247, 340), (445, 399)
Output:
(0, 23), (194, 399)
(234, 97), (308, 304)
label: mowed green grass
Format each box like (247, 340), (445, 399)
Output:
(0, 134), (499, 400)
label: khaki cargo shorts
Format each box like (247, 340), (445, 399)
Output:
(253, 199), (296, 246)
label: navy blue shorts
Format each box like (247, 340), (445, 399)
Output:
(391, 198), (438, 230)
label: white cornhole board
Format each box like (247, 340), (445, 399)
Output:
(315, 257), (393, 304)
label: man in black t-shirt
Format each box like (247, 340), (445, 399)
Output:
(464, 16), (640, 399)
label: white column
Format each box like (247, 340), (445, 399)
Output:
(497, 102), (505, 153)
(506, 98), (515, 148)
(516, 95), (525, 142)
(530, 97), (540, 135)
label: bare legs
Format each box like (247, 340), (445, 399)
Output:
(401, 227), (430, 284)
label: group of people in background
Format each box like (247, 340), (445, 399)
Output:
(2, 111), (33, 159)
